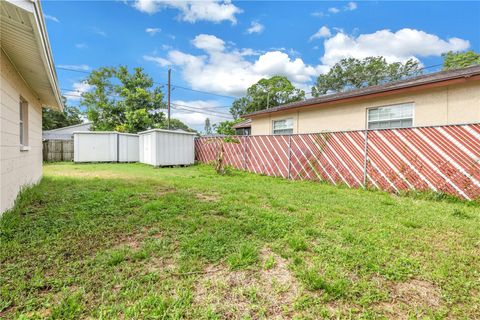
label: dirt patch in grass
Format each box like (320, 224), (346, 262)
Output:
(377, 278), (442, 318)
(195, 192), (220, 202)
(114, 228), (164, 250)
(393, 279), (441, 307)
(144, 256), (177, 274)
(136, 186), (176, 201)
(193, 248), (299, 318)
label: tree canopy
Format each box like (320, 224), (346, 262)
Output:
(42, 96), (83, 130)
(229, 76), (305, 119)
(213, 118), (245, 135)
(311, 57), (422, 97)
(157, 118), (197, 133)
(442, 51), (480, 70)
(81, 66), (167, 133)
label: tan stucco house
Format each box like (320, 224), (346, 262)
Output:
(1, 0), (62, 214)
(246, 66), (480, 135)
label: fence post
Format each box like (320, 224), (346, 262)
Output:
(362, 129), (369, 188)
(288, 135), (292, 179)
(243, 136), (247, 171)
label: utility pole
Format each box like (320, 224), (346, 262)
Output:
(267, 91), (270, 109)
(167, 68), (171, 130)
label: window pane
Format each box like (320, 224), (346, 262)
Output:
(273, 119), (293, 131)
(401, 119), (412, 127)
(368, 109), (379, 121)
(368, 103), (414, 130)
(273, 128), (293, 135)
(390, 120), (400, 128)
(369, 122), (380, 129)
(402, 104), (413, 117)
(20, 122), (23, 144)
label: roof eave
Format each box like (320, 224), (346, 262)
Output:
(3, 0), (63, 111)
(31, 0), (63, 111)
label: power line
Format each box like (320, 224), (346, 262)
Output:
(56, 66), (236, 100)
(171, 106), (231, 119)
(62, 88), (232, 117)
(171, 102), (231, 116)
(171, 103), (232, 119)
(62, 93), (232, 120)
(171, 85), (236, 99)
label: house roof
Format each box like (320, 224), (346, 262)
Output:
(245, 65), (480, 118)
(232, 119), (252, 129)
(1, 0), (62, 111)
(43, 122), (92, 133)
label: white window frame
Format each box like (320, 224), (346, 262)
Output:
(367, 102), (414, 130)
(272, 118), (294, 135)
(19, 97), (29, 150)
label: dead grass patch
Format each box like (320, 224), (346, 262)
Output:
(114, 228), (164, 250)
(193, 247), (299, 318)
(195, 192), (220, 202)
(144, 256), (177, 274)
(376, 278), (442, 319)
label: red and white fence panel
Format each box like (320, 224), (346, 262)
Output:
(195, 124), (480, 200)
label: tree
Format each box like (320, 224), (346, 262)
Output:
(81, 66), (166, 133)
(229, 97), (250, 120)
(204, 118), (212, 135)
(42, 96), (83, 130)
(311, 57), (422, 96)
(442, 51), (480, 70)
(157, 118), (196, 133)
(213, 118), (244, 135)
(229, 76), (305, 118)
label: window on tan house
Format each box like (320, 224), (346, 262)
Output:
(367, 103), (414, 129)
(19, 97), (28, 147)
(272, 118), (294, 135)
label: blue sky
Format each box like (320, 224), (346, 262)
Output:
(42, 0), (480, 131)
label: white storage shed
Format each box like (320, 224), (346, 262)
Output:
(74, 132), (139, 163)
(138, 129), (196, 166)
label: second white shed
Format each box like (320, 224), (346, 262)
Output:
(138, 129), (196, 166)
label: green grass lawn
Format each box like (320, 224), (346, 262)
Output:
(1, 163), (479, 319)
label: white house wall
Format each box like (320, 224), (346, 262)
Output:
(1, 50), (43, 214)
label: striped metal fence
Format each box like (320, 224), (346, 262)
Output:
(195, 123), (480, 200)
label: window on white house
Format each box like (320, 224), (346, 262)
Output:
(19, 98), (28, 146)
(272, 118), (294, 135)
(367, 103), (414, 129)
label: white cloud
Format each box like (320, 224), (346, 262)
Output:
(145, 34), (327, 96)
(315, 2), (357, 17)
(143, 55), (172, 67)
(44, 14), (60, 23)
(132, 0), (242, 24)
(246, 21), (264, 34)
(171, 99), (231, 129)
(321, 28), (470, 66)
(75, 43), (88, 49)
(66, 81), (92, 102)
(145, 27), (161, 35)
(328, 7), (340, 14)
(311, 11), (324, 18)
(345, 2), (357, 11)
(92, 27), (107, 37)
(144, 29), (470, 98)
(191, 34), (225, 52)
(309, 26), (331, 41)
(58, 64), (90, 71)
